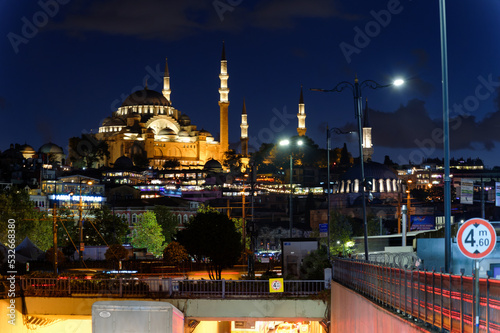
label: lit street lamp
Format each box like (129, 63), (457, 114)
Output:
(312, 77), (404, 261)
(326, 126), (352, 261)
(279, 138), (303, 237)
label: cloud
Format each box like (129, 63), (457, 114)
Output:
(55, 0), (355, 40)
(370, 97), (500, 152)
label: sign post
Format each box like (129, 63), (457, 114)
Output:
(457, 218), (497, 333)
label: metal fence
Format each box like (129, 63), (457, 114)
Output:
(11, 277), (326, 299)
(333, 258), (500, 333)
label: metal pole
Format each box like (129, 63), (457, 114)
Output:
(481, 178), (485, 219)
(439, 0), (452, 274)
(402, 205), (407, 247)
(289, 154), (293, 237)
(327, 126), (331, 261)
(354, 79), (369, 261)
(53, 202), (57, 274)
(474, 260), (480, 333)
(79, 179), (84, 265)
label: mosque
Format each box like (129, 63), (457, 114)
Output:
(95, 44), (235, 169)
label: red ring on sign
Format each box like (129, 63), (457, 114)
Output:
(457, 218), (497, 259)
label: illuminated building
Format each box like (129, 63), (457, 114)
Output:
(95, 44), (233, 169)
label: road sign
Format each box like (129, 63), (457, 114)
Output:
(269, 278), (284, 293)
(319, 223), (328, 238)
(457, 218), (497, 259)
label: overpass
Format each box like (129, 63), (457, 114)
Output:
(1, 278), (329, 333)
(4, 259), (493, 332)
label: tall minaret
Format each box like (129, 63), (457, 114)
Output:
(362, 98), (373, 162)
(218, 42), (230, 153)
(297, 85), (306, 136)
(240, 98), (249, 156)
(162, 57), (172, 103)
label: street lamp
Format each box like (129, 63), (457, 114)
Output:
(76, 177), (93, 265)
(312, 77), (404, 261)
(326, 126), (352, 261)
(279, 138), (303, 237)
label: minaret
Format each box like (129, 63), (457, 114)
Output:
(218, 42), (230, 153)
(362, 98), (373, 162)
(240, 98), (249, 156)
(297, 85), (306, 136)
(162, 57), (172, 103)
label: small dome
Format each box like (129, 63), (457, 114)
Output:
(179, 114), (191, 125)
(39, 142), (64, 155)
(203, 159), (223, 172)
(159, 128), (176, 136)
(121, 89), (170, 107)
(113, 156), (134, 169)
(198, 129), (212, 136)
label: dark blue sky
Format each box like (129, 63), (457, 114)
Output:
(2, 0), (500, 167)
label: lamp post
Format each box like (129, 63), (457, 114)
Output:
(279, 139), (303, 237)
(326, 126), (352, 261)
(312, 77), (404, 261)
(77, 177), (93, 265)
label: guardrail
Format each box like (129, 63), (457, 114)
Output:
(333, 258), (500, 333)
(9, 277), (326, 299)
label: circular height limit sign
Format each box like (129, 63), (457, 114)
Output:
(457, 218), (497, 259)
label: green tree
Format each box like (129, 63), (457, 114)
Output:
(0, 186), (52, 250)
(154, 205), (178, 243)
(84, 206), (129, 245)
(130, 211), (165, 257)
(330, 211), (353, 256)
(300, 246), (330, 279)
(177, 211), (241, 280)
(163, 241), (189, 265)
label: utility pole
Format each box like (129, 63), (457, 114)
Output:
(53, 203), (57, 274)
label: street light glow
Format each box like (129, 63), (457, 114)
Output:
(297, 140), (303, 146)
(279, 139), (290, 146)
(393, 78), (405, 86)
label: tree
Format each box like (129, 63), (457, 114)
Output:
(104, 244), (129, 261)
(45, 247), (66, 264)
(68, 133), (109, 169)
(177, 211), (241, 280)
(153, 206), (178, 244)
(130, 211), (165, 257)
(85, 206), (129, 245)
(0, 186), (52, 250)
(163, 158), (180, 169)
(300, 246), (330, 279)
(163, 241), (189, 265)
(329, 211), (353, 256)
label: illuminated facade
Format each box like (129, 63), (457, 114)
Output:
(362, 99), (373, 162)
(96, 44), (232, 169)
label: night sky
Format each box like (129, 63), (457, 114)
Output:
(2, 1), (500, 167)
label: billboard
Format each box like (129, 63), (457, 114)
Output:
(410, 215), (435, 231)
(460, 179), (474, 205)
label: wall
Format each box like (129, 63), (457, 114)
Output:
(331, 281), (430, 333)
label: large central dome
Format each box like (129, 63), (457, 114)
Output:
(121, 89), (170, 107)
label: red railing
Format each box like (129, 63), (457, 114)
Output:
(333, 258), (500, 333)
